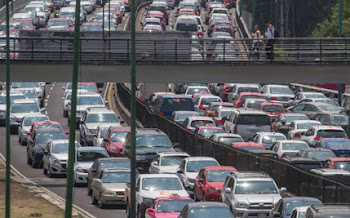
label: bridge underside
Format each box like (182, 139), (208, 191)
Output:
(1, 64), (349, 83)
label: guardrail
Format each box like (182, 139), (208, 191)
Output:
(116, 83), (350, 203)
(2, 36), (350, 64)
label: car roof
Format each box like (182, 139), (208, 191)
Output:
(233, 142), (264, 147)
(282, 197), (321, 203)
(197, 126), (223, 130)
(35, 128), (65, 133)
(185, 157), (218, 161)
(283, 113), (308, 117)
(277, 140), (308, 144)
(260, 102), (284, 107)
(301, 148), (333, 152)
(51, 139), (79, 144)
(236, 109), (268, 115)
(264, 84), (290, 88)
(308, 204), (350, 215)
(187, 202), (229, 209)
(213, 133), (241, 137)
(292, 120), (321, 124)
(76, 147), (106, 151)
(102, 168), (130, 173)
(311, 168), (350, 175)
(161, 94), (192, 99)
(173, 110), (199, 114)
(12, 99), (37, 103)
(256, 132), (286, 136)
(313, 125), (344, 130)
(139, 174), (180, 179)
(301, 102), (335, 107)
(136, 128), (166, 135)
(186, 86), (209, 89)
(157, 152), (190, 157)
(187, 116), (214, 121)
(202, 166), (237, 172)
(320, 138), (350, 142)
(285, 157), (322, 163)
(228, 171), (273, 180)
(23, 114), (48, 118)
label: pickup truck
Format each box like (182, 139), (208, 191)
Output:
(125, 174), (189, 217)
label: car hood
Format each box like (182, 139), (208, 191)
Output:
(52, 153), (68, 161)
(75, 162), (93, 170)
(86, 122), (120, 130)
(136, 147), (175, 154)
(48, 26), (68, 30)
(102, 183), (127, 191)
(75, 105), (103, 112)
(158, 165), (180, 174)
(154, 212), (181, 218)
(12, 112), (40, 119)
(206, 181), (225, 190)
(142, 189), (189, 199)
(235, 194), (281, 204)
(185, 172), (199, 180)
(21, 126), (31, 132)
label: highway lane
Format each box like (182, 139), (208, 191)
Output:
(0, 82), (127, 218)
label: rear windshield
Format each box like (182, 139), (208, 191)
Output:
(246, 100), (265, 109)
(295, 162), (322, 170)
(191, 120), (213, 127)
(236, 115), (271, 125)
(176, 23), (197, 32)
(218, 136), (243, 144)
(270, 87), (293, 95)
(317, 130), (346, 138)
(334, 161), (350, 170)
(241, 95), (265, 102)
(331, 114), (349, 124)
(186, 87), (209, 95)
(262, 105), (284, 112)
(162, 98), (193, 110)
(200, 98), (221, 105)
(237, 87), (259, 94)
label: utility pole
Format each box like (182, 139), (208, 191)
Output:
(337, 0), (343, 106)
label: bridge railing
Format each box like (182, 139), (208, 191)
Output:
(2, 36), (350, 64)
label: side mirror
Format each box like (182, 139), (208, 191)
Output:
(177, 169), (183, 174)
(62, 87), (66, 91)
(280, 187), (287, 193)
(173, 142), (180, 148)
(273, 211), (281, 217)
(79, 120), (84, 124)
(152, 161), (158, 166)
(224, 187), (232, 194)
(27, 131), (31, 136)
(65, 131), (69, 135)
(103, 138), (108, 142)
(146, 208), (156, 216)
(44, 150), (49, 155)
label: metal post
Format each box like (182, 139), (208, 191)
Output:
(252, 0), (256, 33)
(65, 0), (81, 216)
(130, 0), (137, 214)
(337, 0), (343, 106)
(103, 5), (105, 40)
(5, 0), (11, 215)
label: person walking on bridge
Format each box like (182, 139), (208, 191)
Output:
(252, 24), (261, 60)
(265, 21), (274, 61)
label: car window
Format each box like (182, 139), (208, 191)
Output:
(292, 104), (306, 111)
(236, 115), (270, 125)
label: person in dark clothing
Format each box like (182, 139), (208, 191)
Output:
(265, 21), (274, 61)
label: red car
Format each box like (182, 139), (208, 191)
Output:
(260, 102), (285, 118)
(194, 126), (225, 138)
(145, 196), (193, 218)
(194, 166), (237, 201)
(324, 157), (350, 170)
(105, 4), (123, 24)
(233, 92), (265, 108)
(231, 142), (265, 151)
(101, 127), (130, 157)
(28, 120), (65, 137)
(19, 20), (34, 30)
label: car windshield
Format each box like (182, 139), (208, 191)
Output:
(317, 130), (346, 138)
(326, 141), (350, 149)
(76, 150), (108, 162)
(60, 11), (75, 17)
(199, 128), (224, 137)
(285, 201), (321, 215)
(136, 135), (172, 147)
(201, 98), (221, 105)
(218, 136), (243, 144)
(100, 160), (131, 169)
(98, 127), (109, 138)
(235, 181), (278, 194)
(295, 162), (322, 170)
(304, 93), (325, 99)
(297, 123), (319, 129)
(36, 124), (61, 130)
(0, 95), (25, 104)
(23, 116), (48, 126)
(20, 22), (33, 28)
(35, 132), (67, 144)
(102, 171), (130, 183)
(20, 90), (37, 98)
(307, 151), (336, 160)
(207, 170), (235, 182)
(190, 120), (213, 127)
(111, 131), (128, 142)
(163, 98), (193, 110)
(186, 88), (209, 95)
(262, 105), (284, 112)
(334, 161), (350, 170)
(270, 87), (293, 95)
(318, 105), (340, 112)
(76, 96), (103, 105)
(86, 113), (118, 123)
(176, 113), (198, 121)
(161, 156), (187, 166)
(284, 115), (308, 122)
(331, 114), (349, 124)
(78, 84), (97, 93)
(11, 102), (39, 113)
(156, 199), (193, 213)
(315, 99), (338, 107)
(81, 26), (102, 31)
(246, 100), (265, 109)
(237, 87), (259, 94)
(220, 111), (233, 118)
(262, 135), (286, 144)
(239, 146), (264, 151)
(186, 160), (218, 172)
(142, 178), (182, 191)
(12, 82), (40, 88)
(52, 142), (79, 153)
(190, 207), (232, 218)
(48, 21), (68, 27)
(282, 143), (309, 150)
(236, 115), (270, 125)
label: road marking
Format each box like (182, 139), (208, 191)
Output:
(124, 15), (130, 31)
(47, 94), (50, 99)
(103, 82), (110, 101)
(45, 102), (48, 107)
(45, 99), (49, 102)
(52, 83), (55, 87)
(50, 87), (53, 91)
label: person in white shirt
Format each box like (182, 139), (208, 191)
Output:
(252, 24), (261, 59)
(265, 21), (274, 61)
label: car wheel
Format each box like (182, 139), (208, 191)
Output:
(48, 166), (54, 178)
(91, 192), (98, 205)
(27, 152), (32, 165)
(63, 110), (68, 117)
(88, 183), (92, 196)
(193, 191), (198, 202)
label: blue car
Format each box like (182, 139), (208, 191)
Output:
(271, 197), (323, 218)
(153, 95), (194, 117)
(316, 138), (350, 157)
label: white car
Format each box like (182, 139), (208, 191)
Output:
(260, 84), (294, 107)
(73, 147), (109, 186)
(11, 82), (45, 107)
(182, 116), (215, 132)
(194, 95), (222, 115)
(148, 152), (190, 174)
(287, 120), (322, 140)
(250, 132), (287, 149)
(16, 88), (41, 106)
(290, 206), (309, 218)
(209, 133), (243, 145)
(184, 86), (211, 96)
(270, 140), (310, 159)
(300, 125), (347, 147)
(18, 114), (49, 145)
(288, 92), (326, 107)
(61, 89), (89, 117)
(0, 90), (26, 125)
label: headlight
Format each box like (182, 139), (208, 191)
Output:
(208, 188), (221, 193)
(75, 166), (84, 173)
(235, 202), (249, 208)
(142, 197), (155, 206)
(103, 190), (115, 195)
(187, 177), (194, 183)
(51, 157), (60, 165)
(34, 146), (44, 153)
(111, 147), (119, 152)
(136, 155), (145, 160)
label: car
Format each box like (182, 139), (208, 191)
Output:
(19, 20), (34, 30)
(299, 97), (341, 108)
(79, 107), (120, 146)
(250, 132), (287, 149)
(18, 114), (49, 145)
(149, 152), (190, 174)
(123, 128), (176, 173)
(287, 120), (322, 140)
(193, 166), (237, 202)
(300, 125), (347, 147)
(12, 12), (38, 28)
(288, 102), (342, 119)
(177, 157), (220, 197)
(11, 82), (45, 106)
(241, 98), (268, 110)
(210, 133), (243, 145)
(232, 142), (265, 151)
(260, 102), (285, 119)
(295, 148), (336, 164)
(145, 196), (194, 218)
(42, 139), (80, 177)
(101, 126), (130, 157)
(91, 168), (132, 208)
(182, 116), (215, 132)
(178, 202), (233, 218)
(28, 120), (63, 137)
(312, 112), (349, 130)
(16, 88), (40, 106)
(195, 126), (225, 138)
(146, 92), (174, 110)
(283, 157), (323, 170)
(0, 90), (26, 125)
(59, 7), (85, 23)
(230, 92), (265, 107)
(81, 22), (103, 31)
(270, 140), (310, 159)
(184, 86), (211, 96)
(270, 197), (322, 218)
(27, 128), (68, 168)
(250, 150), (279, 159)
(315, 138), (350, 157)
(290, 206), (309, 218)
(204, 102), (233, 117)
(220, 171), (285, 217)
(61, 89), (90, 117)
(212, 107), (237, 127)
(310, 168), (350, 178)
(126, 174), (189, 217)
(305, 204), (350, 217)
(153, 95), (195, 117)
(260, 85), (294, 107)
(92, 125), (109, 147)
(73, 147), (109, 186)
(288, 92), (327, 107)
(87, 157), (131, 195)
(227, 84), (260, 104)
(9, 99), (45, 134)
(276, 113), (309, 126)
(323, 157), (350, 170)
(63, 82), (99, 94)
(170, 111), (200, 125)
(194, 95), (222, 115)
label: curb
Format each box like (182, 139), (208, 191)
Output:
(0, 153), (96, 218)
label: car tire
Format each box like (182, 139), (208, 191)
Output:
(63, 110), (68, 118)
(91, 192), (98, 205)
(27, 152), (32, 165)
(48, 166), (54, 178)
(193, 191), (198, 202)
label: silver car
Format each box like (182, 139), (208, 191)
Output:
(43, 139), (81, 177)
(18, 114), (49, 145)
(260, 85), (294, 107)
(11, 82), (45, 107)
(91, 168), (132, 208)
(0, 90), (26, 126)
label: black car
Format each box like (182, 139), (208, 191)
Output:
(283, 157), (323, 170)
(178, 202), (233, 218)
(27, 128), (68, 168)
(294, 148), (336, 164)
(122, 128), (176, 173)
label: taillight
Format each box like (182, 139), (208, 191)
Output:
(224, 88), (229, 92)
(198, 31), (203, 36)
(294, 132), (300, 137)
(270, 97), (277, 100)
(314, 136), (322, 140)
(160, 112), (164, 116)
(218, 120), (225, 124)
(196, 12), (199, 16)
(140, 97), (143, 101)
(187, 128), (191, 131)
(199, 105), (204, 109)
(214, 28), (217, 32)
